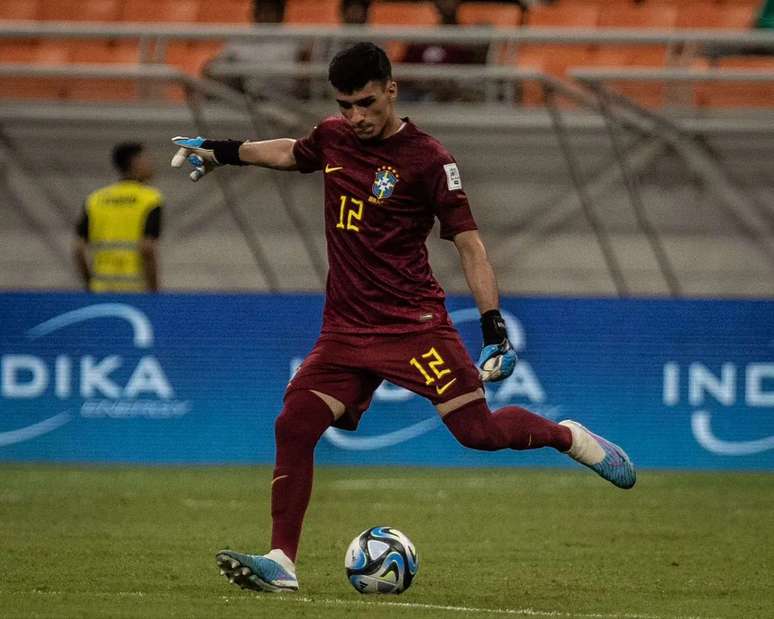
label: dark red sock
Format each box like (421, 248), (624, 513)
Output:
(443, 399), (572, 452)
(270, 390), (334, 563)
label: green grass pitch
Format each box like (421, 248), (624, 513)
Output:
(1, 465), (772, 618)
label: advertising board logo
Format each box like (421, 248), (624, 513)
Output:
(663, 362), (774, 456)
(292, 308), (553, 451)
(1, 303), (189, 447)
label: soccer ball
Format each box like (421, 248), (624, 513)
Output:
(344, 526), (418, 594)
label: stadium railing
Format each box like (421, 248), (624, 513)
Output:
(2, 22), (774, 107)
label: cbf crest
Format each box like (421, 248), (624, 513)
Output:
(372, 166), (400, 200)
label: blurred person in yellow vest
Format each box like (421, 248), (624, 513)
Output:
(73, 142), (162, 293)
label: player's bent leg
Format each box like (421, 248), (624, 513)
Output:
(438, 391), (572, 452)
(438, 392), (635, 488)
(559, 420), (636, 489)
(216, 549), (298, 593)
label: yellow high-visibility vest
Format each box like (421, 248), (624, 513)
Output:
(85, 180), (162, 292)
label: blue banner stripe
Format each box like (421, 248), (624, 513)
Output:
(0, 292), (771, 469)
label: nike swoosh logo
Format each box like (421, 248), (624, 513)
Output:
(435, 378), (457, 395)
(271, 475), (289, 486)
(325, 164), (343, 173)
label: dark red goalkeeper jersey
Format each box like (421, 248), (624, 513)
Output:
(292, 116), (478, 335)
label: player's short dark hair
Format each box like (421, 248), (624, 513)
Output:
(112, 142), (144, 174)
(328, 42), (392, 94)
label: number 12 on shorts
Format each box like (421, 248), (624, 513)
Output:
(409, 347), (457, 395)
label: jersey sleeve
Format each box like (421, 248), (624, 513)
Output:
(426, 154), (478, 241)
(292, 124), (325, 174)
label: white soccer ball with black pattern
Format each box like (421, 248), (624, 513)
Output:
(344, 526), (419, 594)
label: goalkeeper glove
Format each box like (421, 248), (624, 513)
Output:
(476, 309), (517, 382)
(171, 136), (245, 182)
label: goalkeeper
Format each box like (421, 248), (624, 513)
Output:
(171, 42), (636, 595)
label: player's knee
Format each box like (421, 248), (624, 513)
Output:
(456, 424), (500, 451)
(275, 389), (335, 448)
(442, 401), (505, 452)
(274, 411), (304, 446)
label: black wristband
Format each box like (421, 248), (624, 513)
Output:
(204, 139), (246, 166)
(480, 309), (507, 346)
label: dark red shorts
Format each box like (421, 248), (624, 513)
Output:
(285, 325), (482, 430)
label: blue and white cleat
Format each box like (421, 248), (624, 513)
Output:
(559, 420), (636, 489)
(216, 549), (299, 593)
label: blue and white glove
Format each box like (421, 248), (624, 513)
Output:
(171, 136), (220, 182)
(171, 136), (245, 182)
(477, 309), (517, 382)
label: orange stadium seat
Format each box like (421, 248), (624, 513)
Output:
(0, 40), (69, 100)
(368, 1), (440, 62)
(457, 2), (523, 28)
(68, 39), (139, 64)
(591, 5), (679, 108)
(166, 41), (224, 75)
(197, 0), (252, 23)
(163, 40), (225, 101)
(648, 0), (724, 6)
(153, 1), (246, 96)
(0, 1), (41, 70)
(458, 2), (524, 65)
(0, 37), (141, 101)
(554, 0), (635, 8)
(524, 3), (599, 28)
(678, 4), (757, 29)
(595, 4), (678, 65)
(0, 78), (65, 99)
(598, 62), (671, 108)
(717, 0), (762, 8)
(0, 40), (38, 62)
(36, 0), (124, 68)
(285, 0), (341, 25)
(30, 40), (70, 63)
(696, 56), (774, 108)
(516, 47), (596, 106)
(516, 3), (598, 105)
(368, 1), (440, 26)
(38, 0), (121, 21)
(66, 73), (139, 102)
(598, 3), (678, 29)
(121, 0), (200, 23)
(0, 0), (40, 21)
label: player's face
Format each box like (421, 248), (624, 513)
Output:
(335, 80), (399, 141)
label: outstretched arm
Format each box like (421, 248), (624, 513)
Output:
(171, 136), (298, 181)
(453, 229), (517, 382)
(238, 139), (298, 170)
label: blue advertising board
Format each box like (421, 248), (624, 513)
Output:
(0, 293), (772, 469)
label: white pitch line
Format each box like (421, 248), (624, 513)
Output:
(284, 596), (713, 619)
(15, 591), (713, 619)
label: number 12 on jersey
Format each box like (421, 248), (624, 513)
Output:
(337, 195), (364, 232)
